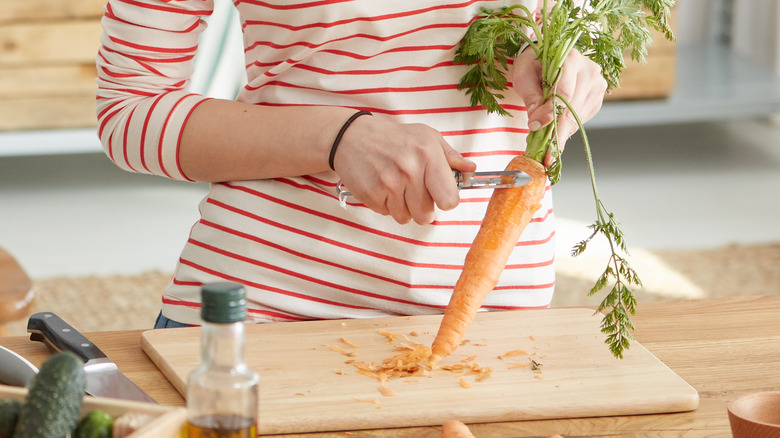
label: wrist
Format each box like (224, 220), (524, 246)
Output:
(328, 110), (373, 171)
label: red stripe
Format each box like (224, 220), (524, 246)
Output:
(140, 93), (168, 173)
(106, 133), (115, 163)
(98, 66), (138, 80)
(157, 93), (200, 179)
(207, 197), (462, 269)
(122, 106), (138, 172)
(245, 22), (471, 53)
(102, 45), (196, 64)
(171, 278), (201, 287)
(462, 150), (525, 158)
(246, 80), (459, 94)
(224, 182), (480, 248)
(227, 179), (552, 244)
(114, 0), (211, 16)
(481, 302), (551, 310)
(184, 237), (545, 311)
(175, 97), (209, 181)
(223, 181), (549, 248)
(176, 244), (550, 312)
(207, 192), (553, 270)
(441, 126), (530, 137)
(433, 207), (554, 228)
(317, 44), (457, 61)
(161, 290), (305, 322)
(253, 101), (526, 117)
(199, 219), (445, 289)
(97, 105), (124, 143)
(109, 35), (197, 55)
(242, 0), (481, 31)
(200, 218), (555, 290)
(157, 95), (183, 178)
(236, 0), (355, 10)
(265, 60), (456, 76)
(189, 238), (449, 308)
(179, 256), (400, 310)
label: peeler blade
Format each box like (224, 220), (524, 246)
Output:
(454, 170), (532, 190)
(336, 169), (531, 201)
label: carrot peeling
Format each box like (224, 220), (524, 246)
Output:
(331, 344), (357, 357)
(498, 349), (528, 360)
(340, 337), (360, 348)
(378, 385), (396, 397)
(430, 155), (547, 365)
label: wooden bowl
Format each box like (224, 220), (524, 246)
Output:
(728, 391), (780, 438)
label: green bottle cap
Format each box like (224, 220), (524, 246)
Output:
(200, 282), (247, 324)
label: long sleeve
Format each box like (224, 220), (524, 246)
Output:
(96, 0), (215, 181)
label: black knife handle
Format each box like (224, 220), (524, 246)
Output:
(27, 312), (107, 363)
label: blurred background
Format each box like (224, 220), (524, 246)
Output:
(1, 0), (779, 333)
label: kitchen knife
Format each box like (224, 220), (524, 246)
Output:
(27, 312), (157, 403)
(0, 345), (38, 387)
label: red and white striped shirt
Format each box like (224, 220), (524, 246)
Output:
(96, 0), (554, 325)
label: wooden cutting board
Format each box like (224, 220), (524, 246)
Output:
(141, 307), (699, 435)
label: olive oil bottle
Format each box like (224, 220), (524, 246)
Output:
(187, 282), (259, 438)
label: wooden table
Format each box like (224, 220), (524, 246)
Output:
(2, 295), (779, 437)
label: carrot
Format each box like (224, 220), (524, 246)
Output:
(430, 155), (547, 365)
(441, 420), (476, 438)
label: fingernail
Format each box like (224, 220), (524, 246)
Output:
(528, 120), (541, 131)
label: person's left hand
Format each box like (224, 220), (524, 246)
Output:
(513, 47), (607, 166)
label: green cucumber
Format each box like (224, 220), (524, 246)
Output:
(0, 398), (23, 437)
(13, 351), (86, 438)
(75, 410), (113, 438)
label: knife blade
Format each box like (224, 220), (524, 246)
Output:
(27, 312), (157, 403)
(0, 345), (38, 388)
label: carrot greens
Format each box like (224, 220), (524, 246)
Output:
(455, 0), (674, 358)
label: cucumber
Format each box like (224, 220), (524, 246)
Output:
(0, 398), (23, 437)
(75, 410), (113, 438)
(13, 351), (86, 438)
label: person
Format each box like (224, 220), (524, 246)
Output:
(95, 0), (607, 327)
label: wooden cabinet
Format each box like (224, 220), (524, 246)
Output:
(0, 0), (105, 133)
(604, 7), (678, 102)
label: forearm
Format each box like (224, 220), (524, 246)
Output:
(178, 100), (356, 182)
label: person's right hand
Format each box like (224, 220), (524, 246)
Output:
(332, 115), (476, 225)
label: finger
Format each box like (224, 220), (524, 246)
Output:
(385, 188), (413, 224)
(512, 51), (551, 131)
(357, 191), (391, 217)
(443, 146), (477, 174)
(405, 185), (436, 225)
(426, 141), (463, 212)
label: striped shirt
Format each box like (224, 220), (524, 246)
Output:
(96, 0), (554, 325)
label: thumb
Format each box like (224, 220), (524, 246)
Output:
(513, 52), (548, 131)
(443, 145), (477, 173)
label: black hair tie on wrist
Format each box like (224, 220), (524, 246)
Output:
(328, 110), (372, 171)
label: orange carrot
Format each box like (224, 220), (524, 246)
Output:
(441, 420), (476, 438)
(430, 155), (547, 365)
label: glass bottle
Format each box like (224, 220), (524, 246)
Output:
(187, 282), (259, 438)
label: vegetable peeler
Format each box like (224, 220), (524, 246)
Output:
(336, 170), (531, 201)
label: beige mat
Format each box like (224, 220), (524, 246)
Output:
(5, 243), (779, 337)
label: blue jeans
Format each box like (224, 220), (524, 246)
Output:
(153, 312), (194, 329)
